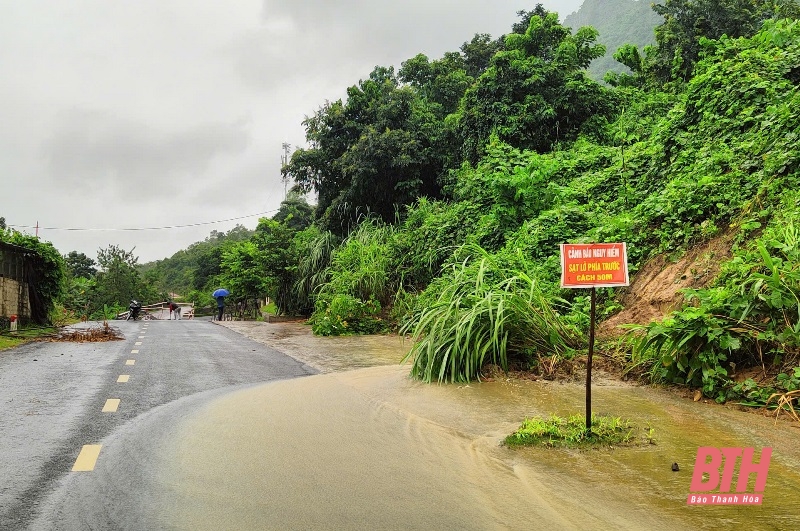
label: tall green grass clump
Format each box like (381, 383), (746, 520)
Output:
(317, 219), (397, 304)
(402, 246), (581, 382)
(293, 227), (339, 314)
(310, 219), (397, 335)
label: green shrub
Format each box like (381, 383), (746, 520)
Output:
(393, 198), (485, 289)
(309, 294), (385, 336)
(505, 414), (639, 448)
(631, 203), (800, 400)
(318, 219), (397, 305)
(402, 246), (581, 383)
(293, 227), (338, 314)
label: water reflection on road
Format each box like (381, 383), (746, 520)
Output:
(165, 322), (800, 530)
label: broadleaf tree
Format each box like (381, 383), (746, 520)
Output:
(457, 10), (615, 162)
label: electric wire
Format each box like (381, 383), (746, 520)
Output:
(8, 209), (280, 232)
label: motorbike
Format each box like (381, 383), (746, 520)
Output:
(127, 300), (143, 321)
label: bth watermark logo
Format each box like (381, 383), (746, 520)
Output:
(687, 447), (772, 505)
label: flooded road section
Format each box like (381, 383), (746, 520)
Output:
(165, 321), (800, 530)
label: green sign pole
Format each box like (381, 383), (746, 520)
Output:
(586, 286), (596, 435)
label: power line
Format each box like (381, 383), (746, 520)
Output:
(9, 209), (280, 232)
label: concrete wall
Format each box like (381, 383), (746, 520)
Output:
(0, 276), (30, 318)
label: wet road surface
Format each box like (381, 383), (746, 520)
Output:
(3, 319), (800, 530)
(0, 319), (315, 529)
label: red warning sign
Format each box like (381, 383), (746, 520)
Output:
(560, 243), (629, 289)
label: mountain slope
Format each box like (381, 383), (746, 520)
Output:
(564, 0), (661, 80)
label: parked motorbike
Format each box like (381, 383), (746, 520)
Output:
(127, 300), (142, 321)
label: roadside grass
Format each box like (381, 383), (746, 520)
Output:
(0, 334), (24, 350)
(505, 414), (653, 448)
(0, 326), (58, 350)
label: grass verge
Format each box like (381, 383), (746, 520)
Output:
(505, 414), (652, 448)
(0, 334), (24, 350)
(0, 327), (58, 350)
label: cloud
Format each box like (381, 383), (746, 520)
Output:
(42, 109), (251, 196)
(2, 0), (585, 263)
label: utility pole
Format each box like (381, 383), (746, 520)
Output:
(281, 142), (291, 200)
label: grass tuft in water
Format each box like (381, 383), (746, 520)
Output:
(504, 414), (643, 448)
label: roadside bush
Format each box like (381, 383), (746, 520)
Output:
(308, 220), (397, 335)
(402, 246), (581, 383)
(293, 227), (339, 315)
(317, 219), (397, 305)
(309, 294), (385, 336)
(393, 198), (485, 289)
(631, 201), (800, 401)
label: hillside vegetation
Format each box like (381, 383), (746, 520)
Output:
(140, 2), (800, 411)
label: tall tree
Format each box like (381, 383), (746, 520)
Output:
(218, 240), (268, 306)
(251, 217), (297, 313)
(399, 52), (473, 116)
(94, 245), (153, 308)
(64, 251), (97, 279)
(460, 34), (502, 78)
(273, 193), (315, 231)
(285, 66), (445, 233)
(647, 0), (789, 83)
(458, 11), (613, 161)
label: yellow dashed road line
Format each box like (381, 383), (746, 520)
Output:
(131, 350), (139, 354)
(102, 399), (121, 412)
(117, 375), (130, 383)
(72, 445), (102, 471)
(126, 360), (135, 365)
(135, 342), (142, 345)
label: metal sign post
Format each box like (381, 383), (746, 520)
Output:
(586, 287), (596, 433)
(560, 243), (629, 434)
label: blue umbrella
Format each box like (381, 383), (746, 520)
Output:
(212, 288), (230, 298)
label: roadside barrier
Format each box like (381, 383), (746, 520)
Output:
(116, 302), (194, 320)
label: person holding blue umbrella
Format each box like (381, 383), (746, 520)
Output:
(212, 288), (229, 321)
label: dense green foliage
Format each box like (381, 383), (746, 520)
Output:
(56, 244), (162, 320)
(458, 12), (613, 161)
(64, 251), (97, 279)
(284, 67), (447, 233)
(401, 248), (581, 382)
(647, 0), (789, 84)
(92, 245), (155, 310)
(0, 229), (66, 324)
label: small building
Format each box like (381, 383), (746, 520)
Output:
(0, 241), (31, 326)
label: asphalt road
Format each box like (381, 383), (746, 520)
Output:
(0, 319), (316, 530)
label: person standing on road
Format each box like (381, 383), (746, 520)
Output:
(216, 295), (225, 321)
(168, 300), (181, 320)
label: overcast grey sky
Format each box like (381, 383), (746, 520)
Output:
(1, 0), (584, 263)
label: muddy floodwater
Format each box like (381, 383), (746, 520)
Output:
(165, 321), (800, 530)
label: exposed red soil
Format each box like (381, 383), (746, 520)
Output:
(598, 231), (736, 338)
